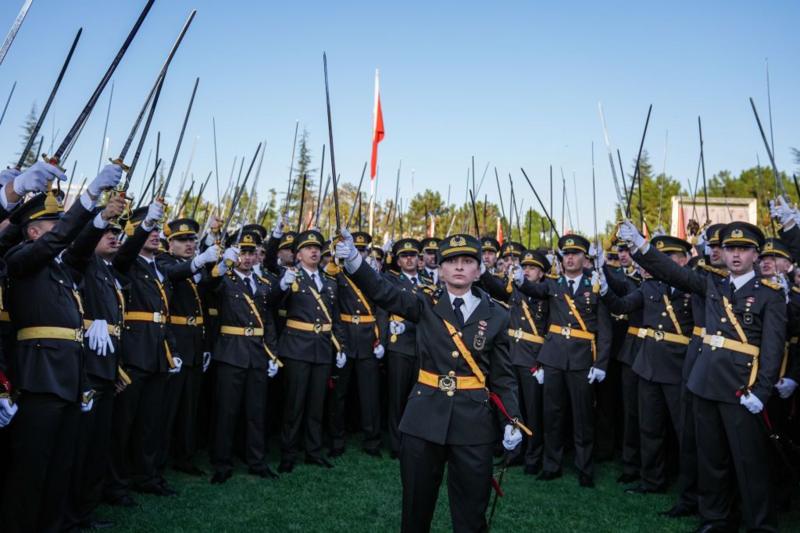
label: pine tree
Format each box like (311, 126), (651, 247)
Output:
(286, 128), (317, 231)
(16, 103), (38, 167)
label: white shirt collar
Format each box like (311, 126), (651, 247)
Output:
(402, 271), (418, 283)
(234, 269), (253, 281)
(729, 270), (756, 291)
(448, 290), (480, 323)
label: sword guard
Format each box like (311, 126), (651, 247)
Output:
(41, 153), (65, 172)
(109, 157), (131, 173)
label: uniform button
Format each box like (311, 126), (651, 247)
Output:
(446, 391), (454, 397)
(448, 370), (455, 377)
(658, 325), (663, 329)
(721, 318), (727, 323)
(417, 391), (421, 396)
(451, 351), (459, 358)
(568, 311), (573, 315)
(747, 362), (752, 367)
(661, 312), (667, 317)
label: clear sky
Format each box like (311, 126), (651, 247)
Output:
(0, 0), (796, 234)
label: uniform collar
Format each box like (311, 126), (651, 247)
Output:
(729, 270), (755, 291)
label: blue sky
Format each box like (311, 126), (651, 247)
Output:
(0, 0), (796, 233)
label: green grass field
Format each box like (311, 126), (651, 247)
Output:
(97, 441), (800, 532)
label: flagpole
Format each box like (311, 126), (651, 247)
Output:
(368, 166), (376, 235)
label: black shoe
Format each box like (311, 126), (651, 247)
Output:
(616, 473), (639, 484)
(305, 455), (334, 468)
(625, 484), (664, 495)
(173, 463), (206, 476)
(524, 464), (542, 476)
(78, 518), (115, 530)
(328, 447), (345, 458)
(105, 494), (137, 508)
(210, 471), (232, 484)
(249, 465), (279, 479)
(277, 460), (295, 473)
(537, 470), (562, 481)
(659, 504), (697, 518)
(579, 474), (595, 488)
(363, 448), (382, 458)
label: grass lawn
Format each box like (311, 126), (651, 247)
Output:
(97, 441), (800, 532)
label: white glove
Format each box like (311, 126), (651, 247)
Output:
(223, 247), (239, 265)
(86, 319), (114, 357)
(381, 239), (393, 253)
(0, 168), (21, 187)
(776, 378), (799, 400)
(267, 359), (279, 378)
(512, 266), (524, 286)
(773, 274), (790, 303)
(87, 164), (123, 198)
(335, 352), (347, 369)
(389, 320), (406, 335)
(739, 392), (764, 414)
(587, 367), (606, 384)
(0, 397), (18, 427)
(13, 160), (67, 195)
(502, 424), (523, 451)
(595, 248), (605, 270)
(81, 392), (94, 413)
(594, 269), (608, 296)
(192, 244), (220, 271)
(143, 201), (165, 230)
(770, 198), (797, 228)
(335, 228), (360, 263)
(374, 344), (385, 359)
(272, 213), (288, 238)
(533, 366), (544, 385)
(696, 230), (708, 250)
(279, 268), (297, 291)
(169, 356), (183, 374)
(202, 352), (211, 373)
(617, 220), (646, 252)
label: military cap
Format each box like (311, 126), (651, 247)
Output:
(11, 190), (64, 226)
(720, 221), (764, 250)
(393, 238), (421, 257)
(321, 240), (332, 258)
(705, 223), (725, 247)
(164, 218), (199, 240)
(123, 206), (155, 236)
(759, 238), (791, 260)
(606, 244), (620, 261)
(651, 235), (691, 255)
(422, 237), (441, 252)
(295, 229), (324, 252)
(351, 231), (372, 251)
(370, 246), (385, 261)
(238, 230), (262, 251)
(499, 241), (525, 258)
(242, 223), (268, 241)
(481, 236), (500, 253)
(278, 231), (297, 250)
(558, 234), (590, 254)
(521, 249), (551, 272)
(437, 234), (481, 264)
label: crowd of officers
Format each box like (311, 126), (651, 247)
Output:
(0, 158), (798, 532)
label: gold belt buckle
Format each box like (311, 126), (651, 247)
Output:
(637, 328), (648, 339)
(709, 335), (724, 349)
(514, 328), (523, 342)
(561, 326), (572, 339)
(75, 329), (84, 342)
(244, 327), (255, 336)
(352, 314), (361, 325)
(153, 312), (162, 323)
(111, 325), (121, 337)
(313, 323), (322, 334)
(187, 316), (197, 326)
(438, 375), (456, 393)
(653, 330), (665, 342)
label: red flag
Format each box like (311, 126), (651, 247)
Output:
(370, 69), (384, 179)
(496, 217), (504, 245)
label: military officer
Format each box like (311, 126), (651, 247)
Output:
(420, 237), (441, 286)
(335, 230), (524, 533)
(481, 236), (500, 271)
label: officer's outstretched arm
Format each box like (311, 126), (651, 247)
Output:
(752, 288), (787, 403)
(489, 311), (521, 422)
(779, 224), (800, 264)
(348, 259), (423, 323)
(633, 246), (706, 295)
(478, 269), (510, 302)
(112, 224), (150, 273)
(594, 299), (614, 371)
(601, 284), (644, 315)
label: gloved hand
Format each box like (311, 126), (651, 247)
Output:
(593, 269), (608, 296)
(587, 367), (606, 384)
(334, 228), (360, 266)
(502, 424), (523, 451)
(13, 160), (67, 195)
(169, 356), (183, 374)
(0, 167), (21, 187)
(595, 248), (605, 270)
(512, 266), (524, 286)
(617, 220), (646, 253)
(202, 352), (211, 373)
(192, 244), (220, 271)
(739, 392), (764, 414)
(272, 212), (288, 238)
(81, 391), (94, 413)
(86, 319), (115, 357)
(279, 267), (297, 291)
(776, 378), (799, 399)
(532, 366), (544, 385)
(773, 274), (790, 303)
(0, 396), (18, 427)
(143, 201), (165, 230)
(87, 164), (123, 198)
(267, 359), (279, 378)
(389, 320), (406, 336)
(696, 229), (708, 251)
(381, 239), (393, 253)
(770, 198), (797, 228)
(374, 344), (385, 359)
(335, 352), (347, 369)
(223, 247), (239, 265)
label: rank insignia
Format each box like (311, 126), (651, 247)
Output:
(474, 330), (486, 350)
(746, 297), (755, 305)
(743, 313), (753, 325)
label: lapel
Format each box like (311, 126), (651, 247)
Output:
(433, 290), (460, 327)
(463, 289), (492, 329)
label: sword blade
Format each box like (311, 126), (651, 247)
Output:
(161, 77), (199, 198)
(0, 0), (33, 67)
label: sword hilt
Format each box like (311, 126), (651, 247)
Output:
(109, 157), (131, 173)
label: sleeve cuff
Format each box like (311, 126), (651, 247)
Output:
(92, 213), (109, 229)
(0, 187), (16, 211)
(344, 254), (362, 274)
(80, 192), (96, 211)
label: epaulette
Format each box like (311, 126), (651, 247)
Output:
(546, 272), (559, 280)
(492, 271), (506, 279)
(792, 286), (800, 294)
(324, 261), (341, 277)
(256, 274), (271, 286)
(760, 278), (782, 291)
(493, 298), (509, 309)
(697, 262), (728, 277)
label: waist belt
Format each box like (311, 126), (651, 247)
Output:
(642, 328), (690, 345)
(220, 325), (264, 337)
(207, 308), (219, 317)
(17, 326), (83, 343)
(124, 311), (167, 324)
(692, 326), (706, 338)
(83, 319), (122, 338)
(169, 315), (204, 326)
(286, 319), (332, 333)
(277, 309), (287, 318)
(549, 324), (595, 341)
(703, 334), (759, 357)
(627, 326), (642, 337)
(0, 310), (9, 322)
(508, 328), (544, 344)
(418, 369), (484, 395)
(339, 314), (376, 325)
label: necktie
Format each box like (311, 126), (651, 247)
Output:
(245, 276), (255, 296)
(311, 273), (319, 290)
(411, 276), (417, 286)
(453, 297), (465, 328)
(568, 279), (575, 295)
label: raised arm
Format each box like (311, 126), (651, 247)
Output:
(601, 285), (644, 315)
(633, 246), (707, 295)
(479, 270), (511, 302)
(347, 260), (424, 323)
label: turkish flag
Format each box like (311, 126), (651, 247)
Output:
(370, 69), (384, 179)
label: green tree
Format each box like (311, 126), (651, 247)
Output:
(623, 150), (682, 234)
(17, 103), (38, 167)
